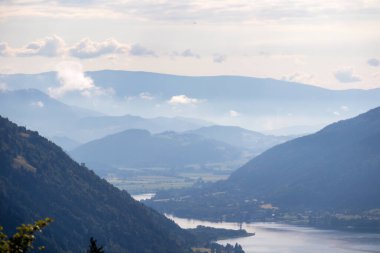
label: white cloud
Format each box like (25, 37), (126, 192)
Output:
(1, 1), (379, 24)
(48, 61), (109, 98)
(31, 100), (44, 108)
(139, 92), (154, 100)
(368, 58), (380, 67)
(229, 110), (240, 117)
(17, 35), (66, 57)
(130, 44), (156, 57)
(334, 67), (361, 83)
(168, 95), (200, 105)
(213, 54), (226, 63)
(340, 105), (349, 111)
(1, 37), (156, 59)
(69, 38), (130, 58)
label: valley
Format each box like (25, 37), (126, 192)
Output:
(2, 2), (380, 252)
(2, 78), (380, 252)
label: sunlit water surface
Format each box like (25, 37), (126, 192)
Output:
(167, 215), (380, 253)
(132, 195), (380, 253)
(132, 193), (156, 201)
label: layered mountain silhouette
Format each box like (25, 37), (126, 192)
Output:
(147, 107), (380, 223)
(0, 89), (210, 143)
(0, 116), (195, 253)
(0, 88), (100, 138)
(187, 125), (292, 155)
(2, 71), (380, 134)
(70, 129), (246, 169)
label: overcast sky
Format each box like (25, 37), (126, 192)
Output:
(1, 0), (380, 90)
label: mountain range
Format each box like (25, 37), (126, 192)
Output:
(0, 116), (196, 253)
(0, 88), (211, 144)
(187, 125), (292, 155)
(147, 107), (380, 230)
(2, 70), (380, 134)
(70, 129), (246, 169)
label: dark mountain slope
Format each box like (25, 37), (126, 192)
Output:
(70, 129), (245, 168)
(0, 116), (193, 253)
(227, 106), (380, 210)
(147, 107), (380, 226)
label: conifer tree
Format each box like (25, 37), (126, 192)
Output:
(87, 237), (105, 253)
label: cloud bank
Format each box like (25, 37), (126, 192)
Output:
(18, 35), (66, 57)
(0, 36), (66, 57)
(69, 38), (130, 58)
(0, 36), (154, 59)
(2, 1), (379, 24)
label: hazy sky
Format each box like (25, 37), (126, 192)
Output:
(1, 0), (380, 90)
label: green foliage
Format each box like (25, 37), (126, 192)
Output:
(188, 225), (251, 242)
(87, 237), (105, 253)
(208, 242), (245, 253)
(0, 218), (53, 253)
(0, 116), (194, 253)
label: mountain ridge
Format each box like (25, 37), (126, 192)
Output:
(146, 107), (380, 230)
(0, 115), (194, 253)
(70, 128), (246, 169)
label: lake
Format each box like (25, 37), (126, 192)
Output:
(167, 215), (380, 253)
(132, 193), (155, 201)
(132, 194), (380, 253)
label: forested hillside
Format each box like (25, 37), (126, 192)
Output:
(0, 116), (194, 253)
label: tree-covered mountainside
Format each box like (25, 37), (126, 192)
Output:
(70, 129), (246, 168)
(0, 116), (194, 253)
(147, 107), (380, 231)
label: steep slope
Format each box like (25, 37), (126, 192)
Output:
(148, 107), (380, 226)
(187, 125), (292, 155)
(0, 116), (194, 253)
(0, 89), (100, 141)
(70, 129), (245, 168)
(227, 106), (380, 210)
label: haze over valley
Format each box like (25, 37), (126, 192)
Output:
(1, 1), (380, 252)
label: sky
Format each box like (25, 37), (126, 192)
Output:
(0, 0), (380, 90)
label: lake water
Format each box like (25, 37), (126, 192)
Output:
(167, 215), (380, 253)
(132, 193), (156, 201)
(132, 195), (380, 253)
